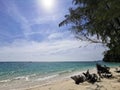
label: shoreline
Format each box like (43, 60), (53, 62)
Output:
(21, 68), (96, 90)
(0, 68), (96, 90)
(25, 69), (96, 90)
(25, 67), (120, 90)
(0, 63), (120, 90)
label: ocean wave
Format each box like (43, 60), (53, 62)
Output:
(29, 74), (36, 77)
(0, 76), (29, 83)
(13, 76), (29, 81)
(0, 73), (38, 83)
(58, 69), (75, 75)
(36, 74), (58, 81)
(0, 79), (11, 83)
(13, 73), (37, 81)
(0, 69), (75, 83)
(35, 69), (76, 81)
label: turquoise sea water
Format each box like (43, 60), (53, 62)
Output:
(0, 61), (120, 81)
(0, 61), (120, 90)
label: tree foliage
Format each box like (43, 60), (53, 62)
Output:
(59, 0), (120, 62)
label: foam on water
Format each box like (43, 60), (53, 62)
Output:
(36, 74), (58, 81)
(0, 79), (11, 83)
(14, 76), (29, 81)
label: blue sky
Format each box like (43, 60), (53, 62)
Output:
(0, 0), (106, 61)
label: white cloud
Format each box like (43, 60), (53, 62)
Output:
(0, 39), (80, 54)
(0, 0), (107, 61)
(48, 33), (62, 39)
(47, 31), (74, 41)
(0, 38), (106, 61)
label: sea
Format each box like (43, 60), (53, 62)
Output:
(0, 61), (120, 90)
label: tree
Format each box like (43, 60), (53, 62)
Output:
(59, 0), (120, 62)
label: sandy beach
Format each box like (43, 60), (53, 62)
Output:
(25, 67), (120, 90)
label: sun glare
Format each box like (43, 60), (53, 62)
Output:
(39, 0), (55, 11)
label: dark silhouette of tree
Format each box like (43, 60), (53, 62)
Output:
(59, 0), (120, 62)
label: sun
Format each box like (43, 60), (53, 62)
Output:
(39, 0), (55, 11)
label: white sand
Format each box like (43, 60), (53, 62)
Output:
(25, 68), (120, 90)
